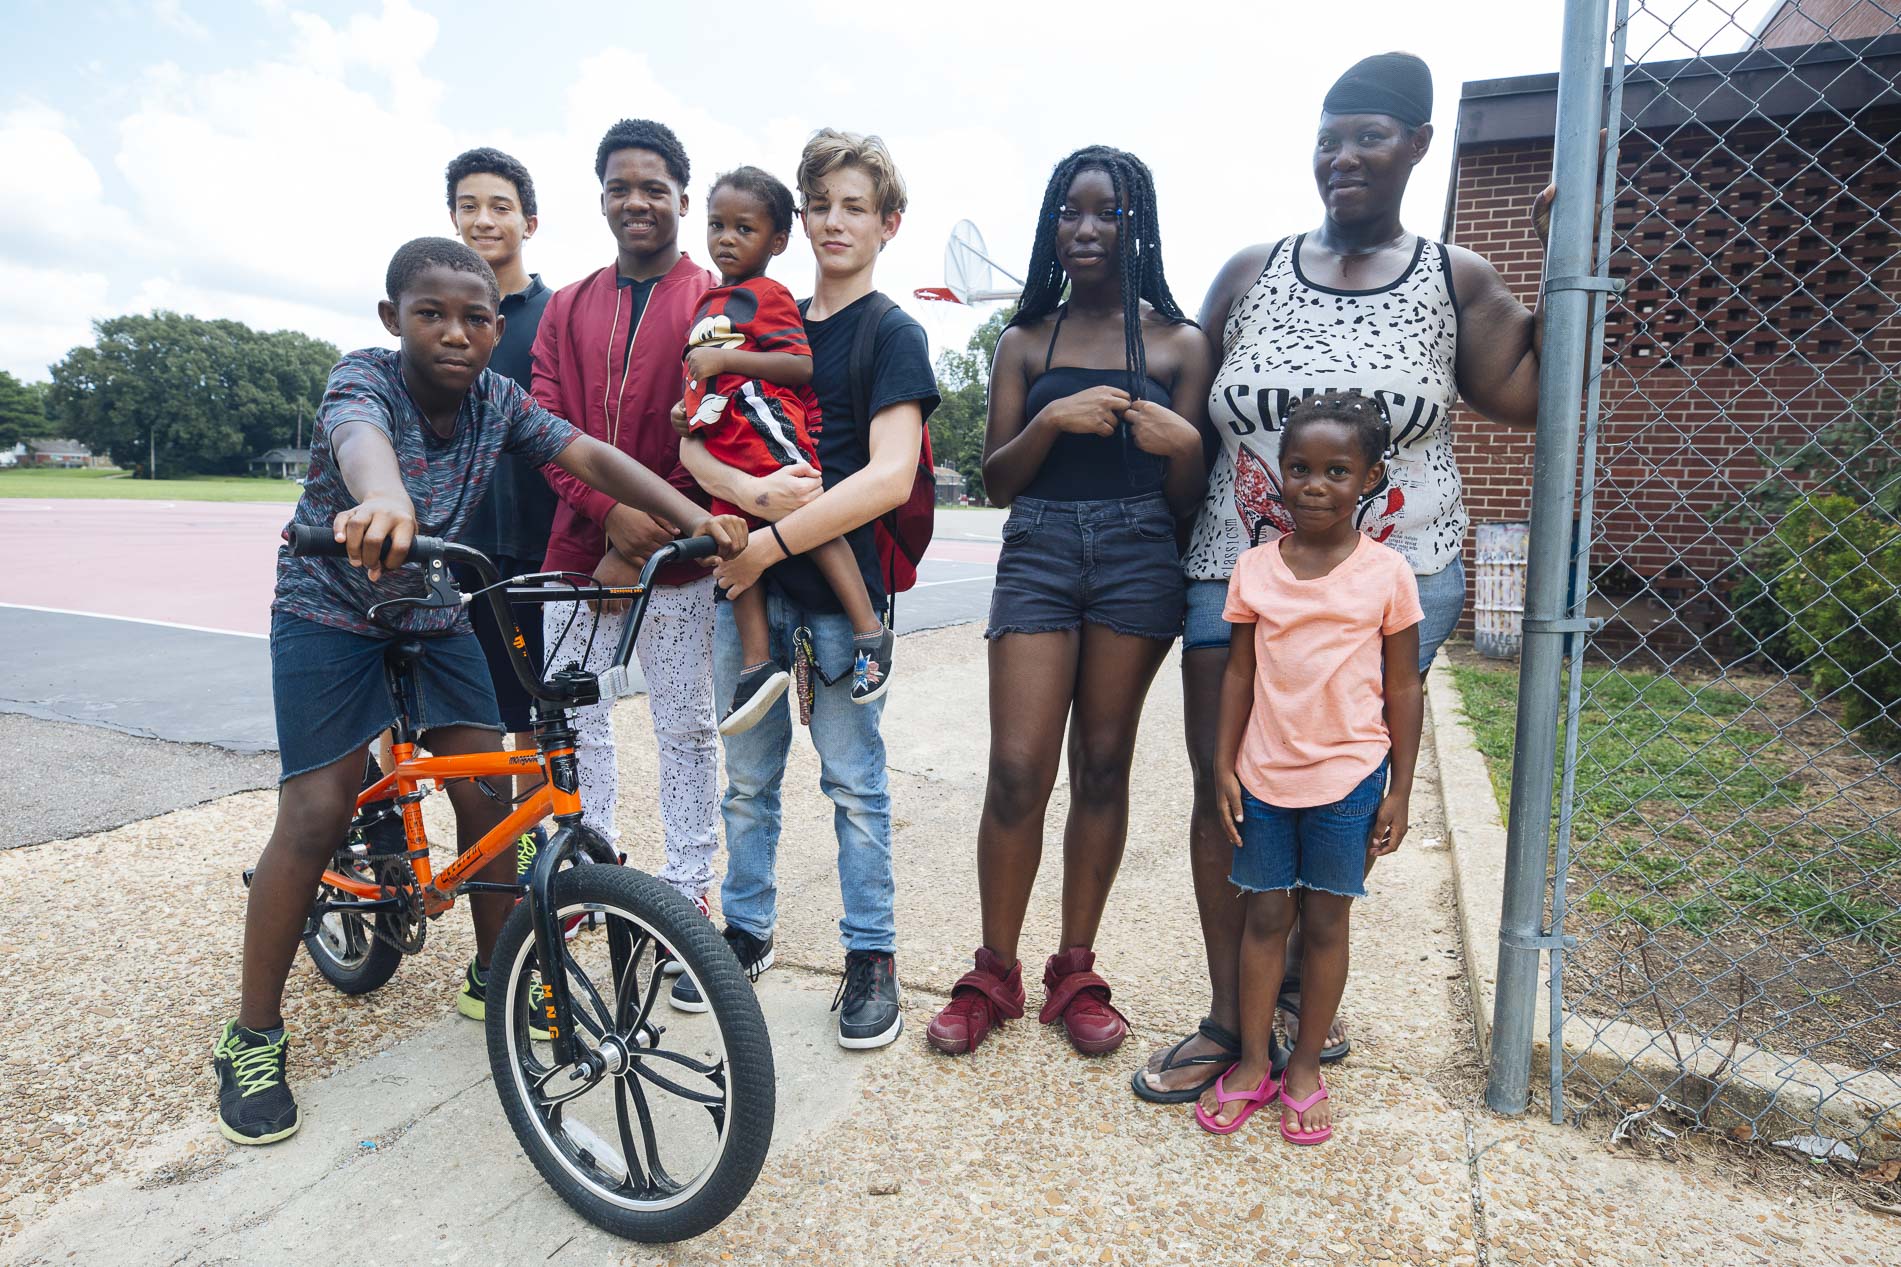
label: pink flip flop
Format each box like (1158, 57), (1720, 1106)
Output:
(1279, 1073), (1333, 1145)
(1193, 1064), (1280, 1135)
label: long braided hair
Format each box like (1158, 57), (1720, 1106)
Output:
(1009, 146), (1192, 403)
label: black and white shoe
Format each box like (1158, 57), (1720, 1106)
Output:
(670, 925), (775, 1013)
(833, 950), (903, 1049)
(719, 663), (790, 737)
(849, 628), (894, 706)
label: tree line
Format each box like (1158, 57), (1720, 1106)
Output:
(18, 304), (1008, 489)
(36, 312), (339, 478)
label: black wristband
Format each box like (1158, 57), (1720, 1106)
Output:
(770, 522), (795, 558)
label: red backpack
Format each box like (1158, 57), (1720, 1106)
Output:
(845, 293), (935, 615)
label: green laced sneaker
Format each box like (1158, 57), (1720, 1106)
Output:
(212, 1020), (301, 1145)
(456, 957), (551, 1041)
(514, 826), (547, 878)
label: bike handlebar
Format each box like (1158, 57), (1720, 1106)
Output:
(282, 523), (720, 708)
(285, 522), (453, 563)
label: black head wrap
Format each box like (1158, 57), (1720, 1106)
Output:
(1322, 52), (1433, 129)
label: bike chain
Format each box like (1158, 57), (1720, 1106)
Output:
(324, 836), (429, 957)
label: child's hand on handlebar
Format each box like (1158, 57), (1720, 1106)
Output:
(332, 495), (417, 582)
(690, 514), (751, 563)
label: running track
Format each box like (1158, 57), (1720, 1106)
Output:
(0, 499), (1000, 751)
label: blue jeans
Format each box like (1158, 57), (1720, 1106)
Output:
(714, 592), (896, 953)
(1414, 557), (1466, 673)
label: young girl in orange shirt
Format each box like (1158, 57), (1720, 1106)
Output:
(1196, 391), (1425, 1143)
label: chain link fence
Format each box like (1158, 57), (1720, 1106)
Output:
(1544, 0), (1901, 1153)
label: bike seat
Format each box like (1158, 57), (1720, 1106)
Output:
(383, 639), (427, 668)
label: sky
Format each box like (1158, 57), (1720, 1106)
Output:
(3, 0), (1782, 384)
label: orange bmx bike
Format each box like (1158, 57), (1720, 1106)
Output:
(275, 525), (773, 1243)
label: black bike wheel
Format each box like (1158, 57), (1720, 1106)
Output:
(302, 852), (404, 995)
(485, 866), (775, 1243)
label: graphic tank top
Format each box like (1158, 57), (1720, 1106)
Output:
(1182, 233), (1464, 580)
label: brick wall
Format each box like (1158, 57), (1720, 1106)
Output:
(1444, 107), (1901, 628)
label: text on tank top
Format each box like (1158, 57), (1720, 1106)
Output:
(1182, 233), (1463, 580)
(1020, 306), (1174, 503)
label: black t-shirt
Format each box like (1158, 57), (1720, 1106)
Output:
(768, 292), (940, 615)
(462, 274), (555, 561)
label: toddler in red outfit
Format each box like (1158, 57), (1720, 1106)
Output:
(682, 167), (888, 735)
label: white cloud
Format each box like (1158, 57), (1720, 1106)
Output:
(0, 106), (145, 266)
(4, 0), (1597, 385)
(0, 259), (112, 381)
(153, 0), (209, 40)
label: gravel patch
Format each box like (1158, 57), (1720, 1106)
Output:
(0, 786), (474, 1241)
(8, 624), (1897, 1264)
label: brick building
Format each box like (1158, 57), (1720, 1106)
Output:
(1442, 12), (1900, 632)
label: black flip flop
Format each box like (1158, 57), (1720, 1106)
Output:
(1277, 984), (1351, 1065)
(1130, 1019), (1285, 1104)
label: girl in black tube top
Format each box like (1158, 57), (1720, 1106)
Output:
(927, 145), (1213, 1061)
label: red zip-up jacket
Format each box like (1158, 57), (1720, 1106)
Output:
(532, 254), (715, 586)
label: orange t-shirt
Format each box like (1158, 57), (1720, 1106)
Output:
(1223, 535), (1424, 808)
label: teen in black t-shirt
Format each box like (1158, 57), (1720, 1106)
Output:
(678, 131), (937, 1052)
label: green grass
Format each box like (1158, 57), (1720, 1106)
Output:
(1451, 661), (1899, 949)
(0, 466), (303, 503)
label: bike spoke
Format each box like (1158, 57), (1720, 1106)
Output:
(624, 1066), (678, 1192)
(630, 948), (670, 1034)
(639, 1046), (725, 1079)
(629, 1059), (727, 1108)
(612, 1076), (653, 1196)
(611, 924), (651, 1029)
(562, 950), (619, 1036)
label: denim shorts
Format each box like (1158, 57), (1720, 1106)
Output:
(270, 609), (502, 782)
(986, 494), (1185, 642)
(1182, 577), (1233, 653)
(1184, 556), (1466, 671)
(1230, 759), (1388, 898)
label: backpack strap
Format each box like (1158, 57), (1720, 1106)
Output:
(847, 292), (901, 625)
(848, 291), (898, 433)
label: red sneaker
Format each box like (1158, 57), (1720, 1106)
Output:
(926, 947), (1025, 1055)
(1039, 947), (1128, 1056)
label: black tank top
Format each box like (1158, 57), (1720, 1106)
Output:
(1020, 307), (1172, 502)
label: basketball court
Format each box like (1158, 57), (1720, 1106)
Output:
(0, 498), (1001, 754)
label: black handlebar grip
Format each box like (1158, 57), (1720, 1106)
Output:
(285, 523), (347, 557)
(671, 535), (721, 562)
(284, 523), (448, 563)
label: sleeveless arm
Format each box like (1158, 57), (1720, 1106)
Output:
(977, 325), (1061, 507)
(1156, 322), (1216, 515)
(1198, 244), (1276, 367)
(1448, 244), (1541, 427)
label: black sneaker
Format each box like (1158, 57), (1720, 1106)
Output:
(850, 629), (894, 706)
(671, 925), (775, 1013)
(719, 663), (791, 737)
(457, 956), (551, 1040)
(513, 824), (550, 878)
(212, 1020), (301, 1145)
(833, 950), (903, 1049)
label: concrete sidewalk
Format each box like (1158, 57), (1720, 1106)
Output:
(5, 624), (1896, 1265)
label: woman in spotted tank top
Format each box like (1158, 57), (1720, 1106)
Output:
(1135, 52), (1559, 1105)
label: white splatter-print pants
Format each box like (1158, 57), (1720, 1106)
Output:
(542, 574), (719, 899)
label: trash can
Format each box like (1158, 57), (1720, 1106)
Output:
(1474, 522), (1530, 659)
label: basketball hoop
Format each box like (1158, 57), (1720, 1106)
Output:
(920, 220), (1024, 306)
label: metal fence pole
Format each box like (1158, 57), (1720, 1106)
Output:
(1484, 0), (1614, 1117)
